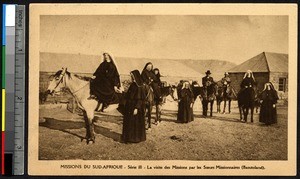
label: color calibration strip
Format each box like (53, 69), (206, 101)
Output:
(2, 4), (7, 175)
(1, 4), (25, 176)
(2, 4), (16, 175)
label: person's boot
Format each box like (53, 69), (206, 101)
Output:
(101, 103), (109, 112)
(88, 94), (97, 100)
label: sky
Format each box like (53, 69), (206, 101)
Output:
(40, 15), (288, 63)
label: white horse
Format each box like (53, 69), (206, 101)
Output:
(47, 68), (104, 144)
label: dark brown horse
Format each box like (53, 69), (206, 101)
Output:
(191, 81), (217, 117)
(144, 84), (178, 129)
(237, 86), (258, 122)
(215, 81), (237, 114)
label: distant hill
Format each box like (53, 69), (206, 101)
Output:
(40, 52), (203, 78)
(40, 52), (236, 81)
(175, 59), (237, 81)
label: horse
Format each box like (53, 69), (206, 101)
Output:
(145, 85), (178, 128)
(215, 81), (237, 114)
(237, 86), (258, 123)
(46, 68), (155, 144)
(191, 81), (217, 117)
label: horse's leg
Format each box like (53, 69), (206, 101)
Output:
(85, 109), (95, 144)
(228, 100), (231, 114)
(148, 105), (152, 128)
(239, 106), (243, 121)
(223, 99), (226, 114)
(155, 103), (159, 124)
(203, 101), (207, 116)
(250, 106), (254, 123)
(144, 105), (149, 130)
(81, 111), (90, 142)
(158, 104), (162, 122)
(244, 107), (249, 123)
(210, 101), (214, 117)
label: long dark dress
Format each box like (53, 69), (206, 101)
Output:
(121, 82), (146, 143)
(90, 61), (121, 103)
(259, 90), (279, 125)
(177, 88), (194, 123)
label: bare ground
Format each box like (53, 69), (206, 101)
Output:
(39, 100), (287, 160)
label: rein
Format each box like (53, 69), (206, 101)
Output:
(72, 82), (89, 94)
(53, 72), (89, 95)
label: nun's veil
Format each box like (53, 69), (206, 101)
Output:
(263, 82), (276, 91)
(130, 70), (144, 87)
(243, 70), (255, 81)
(143, 62), (153, 71)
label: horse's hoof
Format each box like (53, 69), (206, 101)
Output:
(222, 112), (225, 114)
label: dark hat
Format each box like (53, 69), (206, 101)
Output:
(130, 70), (143, 86)
(205, 70), (211, 75)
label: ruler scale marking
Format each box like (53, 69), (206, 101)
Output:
(13, 5), (25, 175)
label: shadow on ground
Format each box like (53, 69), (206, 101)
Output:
(40, 117), (121, 142)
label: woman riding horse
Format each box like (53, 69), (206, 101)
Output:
(141, 63), (162, 102)
(238, 70), (257, 122)
(89, 53), (123, 110)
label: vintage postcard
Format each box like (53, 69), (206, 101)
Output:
(28, 3), (297, 176)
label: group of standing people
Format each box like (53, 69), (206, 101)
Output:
(176, 70), (279, 126)
(89, 53), (280, 144)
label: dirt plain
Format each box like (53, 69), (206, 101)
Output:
(39, 99), (287, 161)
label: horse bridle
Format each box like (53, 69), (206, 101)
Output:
(51, 69), (87, 95)
(50, 69), (67, 93)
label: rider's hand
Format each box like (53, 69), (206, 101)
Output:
(91, 76), (96, 79)
(273, 104), (276, 108)
(114, 86), (120, 93)
(190, 103), (193, 108)
(133, 109), (138, 115)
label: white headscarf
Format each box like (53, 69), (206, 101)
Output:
(182, 81), (190, 90)
(243, 70), (255, 81)
(103, 52), (124, 91)
(262, 82), (275, 91)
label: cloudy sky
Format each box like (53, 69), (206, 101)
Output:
(40, 15), (288, 63)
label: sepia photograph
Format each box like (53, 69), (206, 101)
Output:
(28, 4), (297, 176)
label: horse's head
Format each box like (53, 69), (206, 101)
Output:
(47, 68), (69, 95)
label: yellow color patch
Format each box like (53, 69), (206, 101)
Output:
(2, 89), (5, 131)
